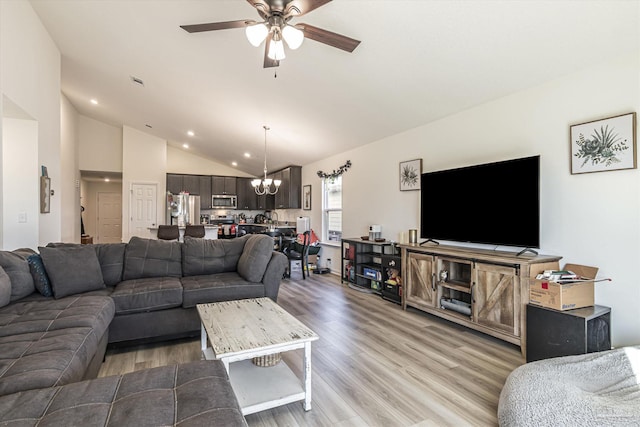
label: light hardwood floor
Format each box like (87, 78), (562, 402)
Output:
(98, 272), (524, 426)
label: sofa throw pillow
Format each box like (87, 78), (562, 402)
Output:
(237, 234), (274, 283)
(0, 266), (11, 308)
(93, 243), (126, 286)
(26, 254), (53, 297)
(181, 236), (247, 277)
(39, 246), (106, 298)
(48, 242), (126, 286)
(123, 237), (182, 280)
(0, 250), (35, 301)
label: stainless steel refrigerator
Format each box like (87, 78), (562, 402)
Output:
(167, 192), (200, 226)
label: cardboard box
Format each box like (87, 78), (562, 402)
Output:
(529, 263), (599, 311)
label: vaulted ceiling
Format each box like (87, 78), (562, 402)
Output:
(30, 0), (639, 177)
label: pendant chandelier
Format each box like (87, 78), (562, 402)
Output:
(252, 126), (281, 195)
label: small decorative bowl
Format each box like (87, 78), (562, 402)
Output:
(361, 236), (369, 240)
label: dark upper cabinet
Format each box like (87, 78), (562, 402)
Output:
(236, 178), (257, 210)
(212, 176), (237, 195)
(199, 175), (212, 209)
(270, 166), (301, 209)
(182, 175), (200, 195)
(166, 174), (183, 194)
(258, 193), (275, 210)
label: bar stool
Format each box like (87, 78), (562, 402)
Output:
(184, 225), (205, 238)
(157, 225), (179, 241)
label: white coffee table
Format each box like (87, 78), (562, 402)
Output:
(197, 297), (319, 415)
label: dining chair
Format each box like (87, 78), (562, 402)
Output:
(285, 230), (311, 279)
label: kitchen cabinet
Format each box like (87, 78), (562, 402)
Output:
(212, 176), (237, 195)
(167, 174), (200, 196)
(257, 193), (274, 210)
(199, 175), (212, 209)
(270, 166), (301, 209)
(401, 243), (561, 357)
(182, 175), (200, 195)
(166, 174), (183, 194)
(236, 178), (257, 210)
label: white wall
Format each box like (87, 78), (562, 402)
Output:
(78, 115), (122, 172)
(167, 145), (252, 177)
(0, 0), (61, 248)
(60, 94), (80, 243)
(1, 117), (38, 250)
(304, 52), (640, 347)
(121, 126), (167, 241)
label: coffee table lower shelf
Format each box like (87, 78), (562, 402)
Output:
(202, 348), (307, 416)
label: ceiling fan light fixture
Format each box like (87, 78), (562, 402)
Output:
(245, 22), (269, 47)
(282, 25), (304, 49)
(267, 37), (286, 60)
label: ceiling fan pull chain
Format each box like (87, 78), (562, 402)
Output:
(274, 69), (277, 78)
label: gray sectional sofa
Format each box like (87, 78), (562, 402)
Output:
(0, 233), (287, 425)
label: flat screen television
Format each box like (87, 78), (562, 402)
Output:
(420, 155), (540, 249)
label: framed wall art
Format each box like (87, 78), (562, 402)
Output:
(40, 176), (51, 213)
(399, 159), (422, 191)
(303, 185), (311, 210)
(570, 112), (636, 174)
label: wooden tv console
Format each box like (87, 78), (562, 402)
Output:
(399, 243), (561, 356)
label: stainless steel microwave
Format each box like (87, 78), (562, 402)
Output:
(211, 194), (237, 209)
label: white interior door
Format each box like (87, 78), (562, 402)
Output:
(97, 192), (122, 243)
(130, 183), (157, 238)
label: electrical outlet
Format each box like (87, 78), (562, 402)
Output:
(18, 211), (27, 223)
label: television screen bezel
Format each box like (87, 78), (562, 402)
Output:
(420, 155), (540, 249)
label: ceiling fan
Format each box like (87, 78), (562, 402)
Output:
(180, 0), (361, 68)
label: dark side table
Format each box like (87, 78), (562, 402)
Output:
(526, 304), (611, 363)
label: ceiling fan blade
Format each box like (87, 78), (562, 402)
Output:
(180, 20), (255, 33)
(263, 32), (280, 68)
(284, 0), (332, 18)
(298, 23), (361, 52)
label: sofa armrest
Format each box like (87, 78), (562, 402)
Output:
(262, 251), (287, 301)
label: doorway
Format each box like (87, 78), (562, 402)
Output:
(129, 183), (157, 238)
(97, 192), (122, 243)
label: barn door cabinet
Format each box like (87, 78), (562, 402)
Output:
(401, 244), (561, 356)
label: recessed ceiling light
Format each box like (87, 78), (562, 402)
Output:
(182, 143), (189, 149)
(231, 161), (238, 167)
(104, 178), (110, 182)
(244, 152), (251, 158)
(187, 130), (195, 137)
(90, 99), (98, 105)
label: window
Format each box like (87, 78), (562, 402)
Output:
(322, 176), (342, 243)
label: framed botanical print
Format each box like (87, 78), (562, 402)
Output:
(40, 176), (51, 213)
(303, 185), (311, 210)
(570, 112), (636, 174)
(399, 159), (422, 191)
